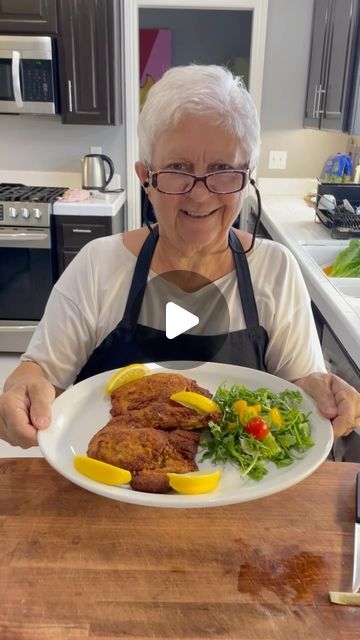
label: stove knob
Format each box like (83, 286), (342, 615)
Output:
(20, 207), (30, 219)
(9, 207), (18, 219)
(32, 208), (42, 220)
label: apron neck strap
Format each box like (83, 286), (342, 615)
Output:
(121, 225), (159, 329)
(229, 228), (260, 328)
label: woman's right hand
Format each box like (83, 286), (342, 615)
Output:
(0, 363), (56, 448)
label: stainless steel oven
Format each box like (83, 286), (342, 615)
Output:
(0, 35), (59, 115)
(0, 183), (67, 352)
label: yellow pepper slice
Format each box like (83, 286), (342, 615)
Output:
(233, 400), (261, 423)
(269, 407), (284, 428)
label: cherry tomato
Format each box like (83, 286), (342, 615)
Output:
(244, 417), (269, 440)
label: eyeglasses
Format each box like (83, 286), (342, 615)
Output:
(146, 168), (250, 195)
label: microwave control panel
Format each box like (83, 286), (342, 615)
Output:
(22, 60), (54, 102)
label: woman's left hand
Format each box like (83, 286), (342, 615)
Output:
(294, 372), (360, 438)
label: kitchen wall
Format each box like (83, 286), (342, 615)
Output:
(0, 0), (354, 188)
(0, 114), (127, 186)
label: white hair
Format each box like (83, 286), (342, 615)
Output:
(138, 64), (260, 170)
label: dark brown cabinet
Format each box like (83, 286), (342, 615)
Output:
(0, 0), (123, 126)
(54, 215), (114, 274)
(57, 0), (122, 125)
(304, 0), (360, 132)
(0, 0), (58, 34)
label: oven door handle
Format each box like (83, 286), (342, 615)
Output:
(0, 324), (38, 331)
(12, 50), (23, 109)
(0, 231), (48, 240)
(0, 229), (50, 248)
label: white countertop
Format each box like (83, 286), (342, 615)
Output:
(53, 190), (126, 217)
(248, 179), (360, 368)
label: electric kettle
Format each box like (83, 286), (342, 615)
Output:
(81, 153), (114, 190)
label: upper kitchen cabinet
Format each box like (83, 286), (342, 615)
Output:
(57, 0), (122, 125)
(0, 0), (58, 34)
(304, 0), (360, 133)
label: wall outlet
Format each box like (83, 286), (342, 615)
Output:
(90, 146), (102, 154)
(268, 150), (287, 170)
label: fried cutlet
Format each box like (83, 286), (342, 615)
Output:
(109, 372), (217, 430)
(110, 372), (212, 417)
(108, 401), (217, 431)
(103, 414), (202, 456)
(87, 423), (200, 493)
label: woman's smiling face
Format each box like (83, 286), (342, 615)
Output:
(136, 115), (248, 253)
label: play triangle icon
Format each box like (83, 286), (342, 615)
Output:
(165, 302), (199, 340)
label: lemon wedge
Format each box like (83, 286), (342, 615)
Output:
(167, 470), (221, 494)
(73, 455), (132, 485)
(170, 391), (221, 414)
(105, 363), (150, 395)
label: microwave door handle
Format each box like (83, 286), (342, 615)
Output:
(12, 50), (23, 108)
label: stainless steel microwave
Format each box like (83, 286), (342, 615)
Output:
(0, 35), (58, 115)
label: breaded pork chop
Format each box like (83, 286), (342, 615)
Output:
(87, 423), (199, 493)
(108, 400), (217, 431)
(110, 372), (211, 417)
(102, 415), (201, 458)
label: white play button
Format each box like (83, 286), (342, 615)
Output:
(165, 302), (199, 340)
(130, 269), (230, 369)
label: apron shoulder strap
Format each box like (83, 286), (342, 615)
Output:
(121, 225), (159, 330)
(229, 228), (260, 329)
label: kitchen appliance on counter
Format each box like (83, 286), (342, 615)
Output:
(0, 182), (67, 352)
(81, 153), (115, 190)
(315, 183), (360, 238)
(0, 36), (59, 115)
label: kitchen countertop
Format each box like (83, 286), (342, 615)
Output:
(53, 189), (126, 217)
(246, 179), (360, 370)
(0, 458), (359, 639)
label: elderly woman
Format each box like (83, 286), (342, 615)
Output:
(1, 64), (359, 450)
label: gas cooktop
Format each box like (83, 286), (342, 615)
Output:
(0, 182), (68, 227)
(0, 182), (67, 203)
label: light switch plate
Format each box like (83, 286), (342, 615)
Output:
(269, 150), (287, 170)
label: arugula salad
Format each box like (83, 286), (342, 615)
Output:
(201, 384), (314, 481)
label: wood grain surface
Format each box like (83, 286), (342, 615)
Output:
(0, 458), (359, 640)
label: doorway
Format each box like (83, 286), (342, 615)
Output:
(124, 0), (269, 230)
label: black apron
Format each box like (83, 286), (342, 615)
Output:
(75, 227), (269, 382)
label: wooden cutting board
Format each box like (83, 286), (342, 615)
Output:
(0, 458), (359, 640)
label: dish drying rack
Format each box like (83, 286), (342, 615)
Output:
(315, 183), (360, 239)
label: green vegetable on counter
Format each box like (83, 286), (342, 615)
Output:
(201, 384), (313, 481)
(331, 239), (360, 278)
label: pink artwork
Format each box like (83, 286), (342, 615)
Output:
(139, 29), (172, 107)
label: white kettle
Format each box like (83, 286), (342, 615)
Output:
(81, 153), (114, 190)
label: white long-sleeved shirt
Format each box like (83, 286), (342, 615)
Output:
(22, 234), (326, 389)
